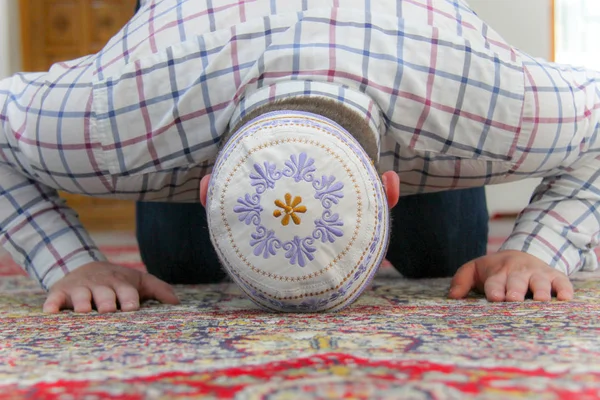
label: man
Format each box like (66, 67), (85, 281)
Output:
(131, 0), (488, 288)
(2, 0), (589, 314)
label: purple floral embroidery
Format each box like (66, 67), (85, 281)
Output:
(233, 194), (263, 225)
(313, 210), (344, 243)
(353, 262), (368, 281)
(283, 236), (316, 267)
(313, 175), (344, 208)
(291, 297), (331, 312)
(233, 153), (346, 268)
(370, 234), (380, 252)
(216, 114), (386, 312)
(250, 226), (281, 258)
(283, 153), (316, 182)
(250, 161), (282, 194)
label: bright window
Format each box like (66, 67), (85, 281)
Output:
(555, 0), (600, 69)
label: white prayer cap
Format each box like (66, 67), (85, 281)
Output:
(207, 111), (389, 312)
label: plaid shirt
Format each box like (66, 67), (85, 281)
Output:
(1, 0), (599, 290)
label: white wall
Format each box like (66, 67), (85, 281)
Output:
(0, 0), (22, 80)
(467, 0), (552, 214)
(468, 0), (552, 60)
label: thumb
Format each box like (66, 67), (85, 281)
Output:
(448, 260), (477, 299)
(139, 273), (180, 305)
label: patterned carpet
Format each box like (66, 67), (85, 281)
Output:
(1, 221), (600, 399)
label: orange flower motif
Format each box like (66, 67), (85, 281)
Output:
(273, 193), (307, 226)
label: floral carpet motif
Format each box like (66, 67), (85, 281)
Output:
(1, 224), (600, 399)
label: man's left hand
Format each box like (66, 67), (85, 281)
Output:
(448, 250), (574, 302)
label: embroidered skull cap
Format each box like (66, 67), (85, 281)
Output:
(206, 110), (390, 312)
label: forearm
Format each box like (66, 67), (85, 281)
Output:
(0, 166), (107, 289)
(501, 159), (600, 275)
(495, 52), (600, 275)
(1, 74), (106, 289)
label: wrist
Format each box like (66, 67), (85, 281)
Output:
(44, 251), (108, 290)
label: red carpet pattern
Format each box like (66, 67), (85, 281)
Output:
(1, 223), (600, 399)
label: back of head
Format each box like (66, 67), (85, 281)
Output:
(207, 100), (389, 312)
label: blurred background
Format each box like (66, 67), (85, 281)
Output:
(0, 0), (595, 229)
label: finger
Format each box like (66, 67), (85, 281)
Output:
(91, 286), (117, 313)
(43, 290), (69, 313)
(483, 272), (508, 302)
(529, 273), (552, 302)
(505, 271), (531, 302)
(140, 274), (180, 305)
(448, 261), (477, 299)
(551, 275), (574, 301)
(70, 286), (93, 313)
(113, 283), (140, 312)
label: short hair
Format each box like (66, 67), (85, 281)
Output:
(224, 97), (379, 163)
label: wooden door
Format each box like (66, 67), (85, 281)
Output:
(19, 0), (138, 231)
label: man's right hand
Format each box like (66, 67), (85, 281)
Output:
(43, 262), (180, 313)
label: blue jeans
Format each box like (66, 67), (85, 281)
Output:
(136, 188), (489, 283)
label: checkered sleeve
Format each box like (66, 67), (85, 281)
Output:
(0, 74), (107, 290)
(500, 59), (600, 275)
(0, 166), (107, 290)
(501, 158), (600, 275)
